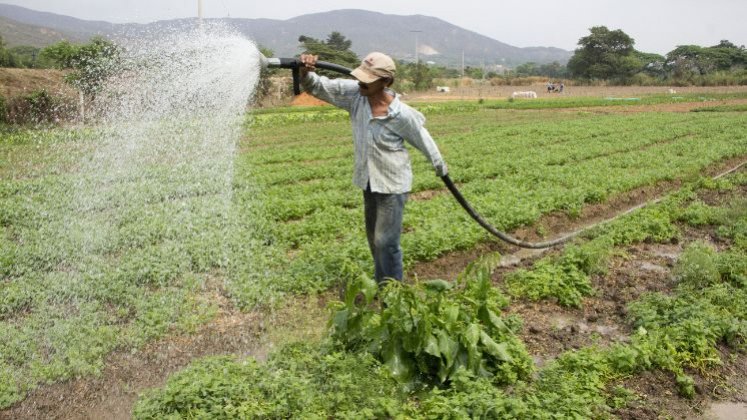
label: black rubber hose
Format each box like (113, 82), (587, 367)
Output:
(279, 58), (569, 249)
(314, 60), (353, 76)
(441, 175), (574, 249)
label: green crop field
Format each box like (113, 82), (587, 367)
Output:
(1, 93), (746, 417)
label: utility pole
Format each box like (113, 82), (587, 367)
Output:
(410, 30), (422, 64)
(461, 50), (465, 77)
(198, 0), (204, 23)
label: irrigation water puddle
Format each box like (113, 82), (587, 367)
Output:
(552, 314), (628, 341)
(699, 402), (747, 420)
(638, 261), (669, 273)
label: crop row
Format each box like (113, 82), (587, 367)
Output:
(133, 171), (747, 418)
(232, 108), (747, 307)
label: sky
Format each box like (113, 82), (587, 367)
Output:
(3, 0), (746, 54)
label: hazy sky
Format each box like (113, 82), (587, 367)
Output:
(4, 0), (746, 54)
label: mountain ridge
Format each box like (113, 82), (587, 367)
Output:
(0, 4), (572, 67)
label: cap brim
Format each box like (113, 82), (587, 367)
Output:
(351, 67), (380, 84)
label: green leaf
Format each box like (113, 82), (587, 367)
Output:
(424, 334), (440, 357)
(423, 279), (452, 293)
(332, 308), (349, 333)
(438, 330), (459, 368)
(487, 309), (506, 331)
(465, 323), (480, 348)
(480, 331), (513, 362)
(383, 343), (413, 383)
(444, 303), (460, 325)
(359, 275), (378, 304)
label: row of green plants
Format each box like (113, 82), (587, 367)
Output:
(133, 172), (746, 418)
(232, 105), (747, 309)
(506, 174), (745, 304)
(248, 93), (747, 127)
(1, 100), (745, 408)
(0, 124), (240, 407)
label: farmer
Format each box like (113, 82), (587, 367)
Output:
(299, 52), (448, 284)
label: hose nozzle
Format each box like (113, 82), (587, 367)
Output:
(259, 53), (300, 70)
(259, 54), (352, 95)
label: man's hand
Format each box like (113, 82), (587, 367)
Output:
(434, 161), (448, 177)
(299, 54), (318, 78)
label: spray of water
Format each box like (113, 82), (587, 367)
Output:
(0, 23), (264, 403)
(70, 23), (262, 262)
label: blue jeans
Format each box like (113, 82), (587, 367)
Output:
(363, 186), (407, 283)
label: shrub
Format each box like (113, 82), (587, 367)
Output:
(5, 90), (75, 125)
(0, 95), (7, 124)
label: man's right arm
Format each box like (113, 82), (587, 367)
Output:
(299, 54), (358, 112)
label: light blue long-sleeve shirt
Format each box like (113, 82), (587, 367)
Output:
(302, 72), (445, 194)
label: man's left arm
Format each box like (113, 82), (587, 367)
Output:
(400, 114), (448, 177)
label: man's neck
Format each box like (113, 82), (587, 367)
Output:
(368, 90), (394, 109)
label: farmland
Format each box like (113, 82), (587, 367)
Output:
(1, 92), (747, 418)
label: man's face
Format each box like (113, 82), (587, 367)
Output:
(358, 78), (389, 97)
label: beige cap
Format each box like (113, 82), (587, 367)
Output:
(350, 52), (396, 83)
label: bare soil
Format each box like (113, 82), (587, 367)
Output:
(0, 68), (74, 98)
(405, 83), (747, 102)
(2, 94), (745, 419)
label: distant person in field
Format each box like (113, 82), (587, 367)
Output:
(299, 52), (448, 284)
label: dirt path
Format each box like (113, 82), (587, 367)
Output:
(0, 291), (329, 420)
(406, 84), (747, 102)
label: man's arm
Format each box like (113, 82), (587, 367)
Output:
(299, 54), (358, 112)
(394, 106), (447, 176)
(406, 124), (448, 177)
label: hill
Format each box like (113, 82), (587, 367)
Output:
(226, 9), (571, 67)
(0, 3), (114, 41)
(0, 15), (87, 47)
(0, 4), (572, 67)
(0, 67), (71, 97)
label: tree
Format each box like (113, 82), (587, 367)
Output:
(298, 32), (359, 76)
(0, 35), (18, 67)
(41, 37), (121, 98)
(703, 40), (746, 71)
(514, 62), (538, 76)
(665, 45), (707, 79)
(325, 31), (352, 52)
(516, 61), (568, 78)
(567, 26), (641, 81)
(411, 62), (434, 90)
(633, 51), (666, 77)
(255, 46), (278, 104)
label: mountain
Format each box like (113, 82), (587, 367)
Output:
(0, 4), (115, 40)
(0, 4), (572, 67)
(226, 10), (571, 67)
(0, 15), (90, 47)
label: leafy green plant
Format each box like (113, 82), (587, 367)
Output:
(674, 241), (720, 288)
(133, 344), (403, 419)
(330, 258), (532, 386)
(504, 239), (610, 307)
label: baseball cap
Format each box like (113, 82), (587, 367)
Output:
(350, 52), (396, 84)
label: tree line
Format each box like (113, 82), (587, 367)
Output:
(1, 26), (745, 98)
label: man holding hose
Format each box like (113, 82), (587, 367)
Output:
(299, 52), (448, 284)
